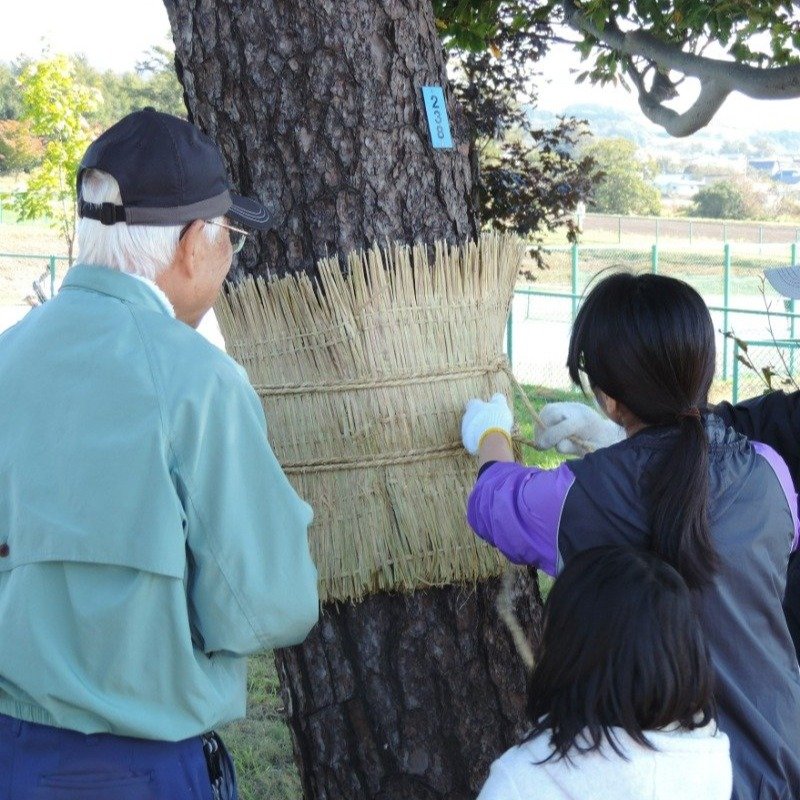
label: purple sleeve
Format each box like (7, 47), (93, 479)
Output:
(466, 461), (575, 576)
(753, 441), (800, 552)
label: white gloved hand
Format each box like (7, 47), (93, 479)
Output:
(533, 401), (624, 455)
(461, 393), (514, 455)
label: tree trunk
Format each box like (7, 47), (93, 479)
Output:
(275, 571), (542, 799)
(164, 0), (477, 278)
(163, 1), (543, 796)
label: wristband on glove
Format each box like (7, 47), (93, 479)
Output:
(462, 393), (514, 454)
(478, 427), (513, 449)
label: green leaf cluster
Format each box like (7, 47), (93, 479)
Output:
(443, 2), (602, 242)
(13, 55), (101, 262)
(690, 179), (763, 220)
(433, 0), (545, 50)
(70, 46), (186, 129)
(0, 44), (185, 154)
(578, 137), (661, 215)
(583, 0), (799, 76)
(1, 45), (186, 261)
(433, 1), (800, 88)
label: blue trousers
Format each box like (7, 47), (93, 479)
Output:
(0, 712), (230, 800)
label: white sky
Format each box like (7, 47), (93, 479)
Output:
(0, 0), (174, 73)
(3, 0), (800, 135)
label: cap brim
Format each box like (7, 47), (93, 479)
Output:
(765, 266), (800, 299)
(227, 192), (273, 231)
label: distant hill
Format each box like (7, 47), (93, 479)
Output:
(526, 103), (800, 157)
(528, 104), (662, 147)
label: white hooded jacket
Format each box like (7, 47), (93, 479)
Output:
(478, 723), (732, 800)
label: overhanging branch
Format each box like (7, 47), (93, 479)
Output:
(625, 60), (730, 136)
(560, 0), (800, 135)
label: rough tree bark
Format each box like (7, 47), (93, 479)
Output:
(276, 572), (542, 799)
(165, 0), (478, 278)
(164, 1), (543, 797)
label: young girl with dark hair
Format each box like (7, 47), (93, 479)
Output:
(462, 272), (800, 800)
(478, 546), (732, 800)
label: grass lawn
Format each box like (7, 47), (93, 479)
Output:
(513, 383), (578, 469)
(221, 654), (302, 800)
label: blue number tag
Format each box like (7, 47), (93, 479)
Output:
(422, 86), (454, 149)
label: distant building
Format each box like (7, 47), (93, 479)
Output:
(654, 173), (706, 198)
(775, 169), (800, 185)
(747, 158), (781, 175)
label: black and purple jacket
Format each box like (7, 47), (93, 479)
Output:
(717, 390), (800, 666)
(468, 414), (800, 800)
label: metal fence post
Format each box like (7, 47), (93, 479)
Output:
(758, 225), (763, 255)
(651, 243), (658, 274)
(617, 216), (622, 245)
(49, 255), (57, 298)
(722, 243), (731, 380)
(571, 242), (579, 322)
(688, 221), (693, 246)
(732, 340), (740, 403)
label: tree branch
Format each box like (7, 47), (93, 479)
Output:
(560, 0), (800, 135)
(625, 59), (730, 136)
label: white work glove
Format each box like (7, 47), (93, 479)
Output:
(533, 401), (624, 456)
(461, 393), (514, 455)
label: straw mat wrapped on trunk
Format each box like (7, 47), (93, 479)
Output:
(215, 233), (525, 603)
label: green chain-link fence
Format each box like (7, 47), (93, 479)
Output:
(0, 252), (70, 307)
(508, 242), (800, 404)
(1, 242), (798, 406)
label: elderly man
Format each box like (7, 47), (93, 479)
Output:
(0, 109), (318, 800)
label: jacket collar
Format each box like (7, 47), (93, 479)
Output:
(61, 264), (174, 318)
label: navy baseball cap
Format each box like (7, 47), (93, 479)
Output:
(77, 107), (271, 230)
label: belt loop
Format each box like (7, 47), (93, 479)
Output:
(12, 717), (23, 738)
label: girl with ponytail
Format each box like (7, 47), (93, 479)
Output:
(567, 272), (717, 589)
(462, 272), (800, 800)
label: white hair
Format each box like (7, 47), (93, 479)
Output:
(76, 170), (221, 281)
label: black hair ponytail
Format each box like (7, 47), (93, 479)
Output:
(648, 411), (718, 589)
(566, 272), (718, 589)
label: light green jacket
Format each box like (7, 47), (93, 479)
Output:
(0, 265), (319, 740)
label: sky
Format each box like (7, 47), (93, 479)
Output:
(3, 0), (800, 136)
(1, 0), (174, 74)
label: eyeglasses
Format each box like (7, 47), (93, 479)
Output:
(178, 219), (251, 254)
(204, 219), (251, 254)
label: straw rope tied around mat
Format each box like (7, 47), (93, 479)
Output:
(215, 234), (560, 632)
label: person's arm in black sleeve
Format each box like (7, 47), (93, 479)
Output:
(716, 390), (800, 661)
(715, 391), (800, 488)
